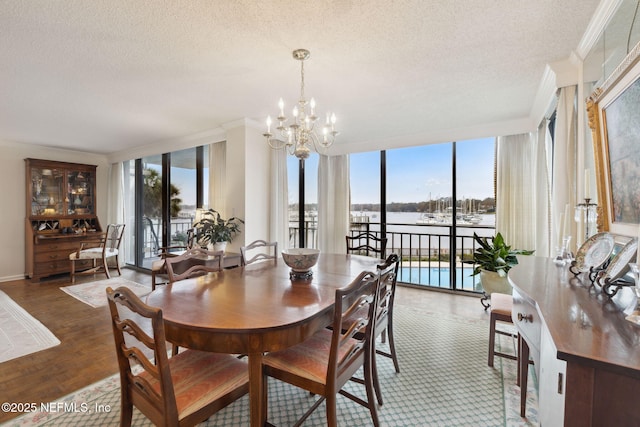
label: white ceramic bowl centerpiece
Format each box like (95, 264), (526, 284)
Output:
(282, 248), (320, 279)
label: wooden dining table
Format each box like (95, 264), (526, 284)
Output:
(145, 252), (382, 427)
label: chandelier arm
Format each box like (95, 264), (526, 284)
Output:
(265, 48), (336, 160)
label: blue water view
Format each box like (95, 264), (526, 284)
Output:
(398, 266), (481, 291)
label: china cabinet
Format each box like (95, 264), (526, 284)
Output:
(25, 158), (103, 281)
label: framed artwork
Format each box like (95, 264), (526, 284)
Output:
(587, 40), (640, 237)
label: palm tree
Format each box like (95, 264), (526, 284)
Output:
(143, 168), (182, 218)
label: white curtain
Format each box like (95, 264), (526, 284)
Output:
(107, 162), (126, 266)
(552, 86), (577, 252)
(496, 130), (551, 255)
(270, 148), (289, 250)
(318, 154), (350, 253)
(209, 141), (226, 216)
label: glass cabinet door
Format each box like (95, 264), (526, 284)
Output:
(67, 170), (94, 215)
(30, 166), (64, 216)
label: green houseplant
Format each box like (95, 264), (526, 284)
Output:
(471, 232), (534, 308)
(193, 209), (244, 251)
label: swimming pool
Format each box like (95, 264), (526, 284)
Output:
(398, 266), (481, 291)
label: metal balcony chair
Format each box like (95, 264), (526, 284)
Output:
(345, 232), (387, 258)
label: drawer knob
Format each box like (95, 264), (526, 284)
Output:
(518, 312), (533, 323)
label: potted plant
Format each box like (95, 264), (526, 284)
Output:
(193, 209), (244, 252)
(470, 232), (534, 308)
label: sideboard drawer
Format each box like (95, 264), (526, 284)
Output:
(512, 288), (541, 353)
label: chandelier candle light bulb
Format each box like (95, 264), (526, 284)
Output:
(264, 49), (338, 159)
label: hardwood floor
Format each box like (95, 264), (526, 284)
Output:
(0, 270), (488, 424)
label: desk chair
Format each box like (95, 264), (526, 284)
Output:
(106, 286), (249, 427)
(69, 223), (125, 283)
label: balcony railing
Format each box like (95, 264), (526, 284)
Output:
(290, 217), (495, 293)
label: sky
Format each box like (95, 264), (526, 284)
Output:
(167, 136), (496, 208)
(289, 137), (495, 205)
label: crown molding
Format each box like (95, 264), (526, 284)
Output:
(576, 0), (623, 59)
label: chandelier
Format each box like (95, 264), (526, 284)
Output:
(264, 49), (338, 159)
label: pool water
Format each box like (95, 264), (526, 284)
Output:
(398, 266), (481, 291)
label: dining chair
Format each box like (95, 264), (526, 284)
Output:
(106, 286), (249, 427)
(151, 228), (195, 290)
(345, 232), (387, 258)
(345, 253), (401, 406)
(262, 270), (381, 427)
(370, 253), (401, 403)
(240, 239), (278, 265)
(163, 246), (224, 284)
(69, 223), (125, 284)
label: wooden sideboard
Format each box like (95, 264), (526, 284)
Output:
(509, 256), (640, 426)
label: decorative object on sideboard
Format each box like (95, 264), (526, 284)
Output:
(569, 232), (615, 283)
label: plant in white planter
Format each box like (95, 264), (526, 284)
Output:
(193, 209), (244, 252)
(471, 232), (534, 309)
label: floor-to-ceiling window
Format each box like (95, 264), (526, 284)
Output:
(123, 145), (209, 270)
(287, 153), (319, 248)
(348, 138), (496, 293)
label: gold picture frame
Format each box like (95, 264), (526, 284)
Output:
(587, 40), (640, 237)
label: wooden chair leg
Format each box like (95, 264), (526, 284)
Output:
(103, 254), (111, 279)
(70, 260), (76, 284)
(519, 336), (530, 417)
(488, 312), (497, 367)
(371, 348), (383, 405)
(115, 255), (122, 275)
(386, 323), (400, 373)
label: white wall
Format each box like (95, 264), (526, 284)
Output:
(0, 141), (110, 282)
(224, 121), (271, 251)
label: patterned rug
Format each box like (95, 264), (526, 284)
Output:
(60, 277), (150, 308)
(7, 307), (539, 426)
(0, 291), (60, 363)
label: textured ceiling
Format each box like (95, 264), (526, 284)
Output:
(0, 0), (602, 155)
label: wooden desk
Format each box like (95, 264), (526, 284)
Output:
(146, 253), (381, 427)
(509, 256), (640, 426)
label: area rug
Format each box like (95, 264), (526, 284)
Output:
(7, 307), (539, 426)
(60, 278), (150, 308)
(0, 291), (60, 364)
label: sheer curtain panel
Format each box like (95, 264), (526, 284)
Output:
(318, 155), (350, 253)
(270, 148), (289, 250)
(552, 86), (577, 252)
(108, 162), (126, 266)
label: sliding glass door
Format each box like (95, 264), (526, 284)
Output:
(123, 146), (209, 270)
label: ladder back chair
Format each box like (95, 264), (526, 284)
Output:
(240, 239), (278, 265)
(345, 232), (387, 258)
(151, 228), (195, 290)
(262, 270), (381, 427)
(69, 223), (125, 284)
(106, 286), (249, 427)
(163, 247), (224, 284)
(346, 253), (401, 405)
